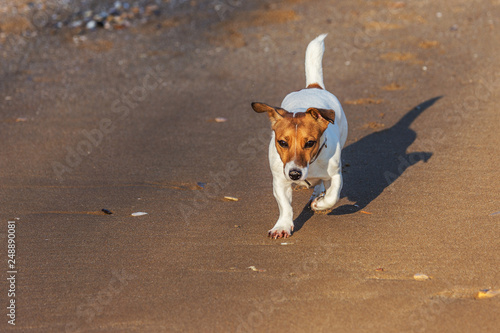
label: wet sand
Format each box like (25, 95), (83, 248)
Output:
(1, 0), (499, 332)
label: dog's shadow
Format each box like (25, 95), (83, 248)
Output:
(293, 96), (442, 232)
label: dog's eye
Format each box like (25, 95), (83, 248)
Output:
(278, 140), (289, 148)
(304, 140), (316, 148)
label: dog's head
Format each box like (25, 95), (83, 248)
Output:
(252, 102), (335, 181)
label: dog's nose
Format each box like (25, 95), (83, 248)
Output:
(289, 169), (302, 180)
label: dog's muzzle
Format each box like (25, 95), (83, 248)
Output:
(288, 169), (302, 181)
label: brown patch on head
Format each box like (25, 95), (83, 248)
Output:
(252, 103), (336, 167)
(306, 83), (323, 89)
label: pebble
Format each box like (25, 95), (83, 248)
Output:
(83, 10), (93, 19)
(86, 20), (96, 30)
(69, 20), (83, 28)
(13, 2), (162, 34)
(131, 212), (148, 216)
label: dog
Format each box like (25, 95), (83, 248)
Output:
(251, 34), (348, 239)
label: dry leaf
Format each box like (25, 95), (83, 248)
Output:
(414, 273), (430, 281)
(474, 289), (500, 299)
(419, 40), (439, 49)
(248, 266), (266, 272)
(382, 82), (405, 91)
(380, 52), (423, 64)
(345, 98), (383, 105)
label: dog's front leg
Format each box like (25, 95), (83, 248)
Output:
(311, 171), (343, 212)
(269, 178), (294, 239)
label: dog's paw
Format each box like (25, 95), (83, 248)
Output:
(268, 225), (293, 239)
(310, 196), (334, 212)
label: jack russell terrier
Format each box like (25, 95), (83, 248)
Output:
(252, 34), (348, 239)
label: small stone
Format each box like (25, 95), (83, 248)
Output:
(108, 7), (121, 16)
(131, 212), (148, 216)
(83, 10), (93, 19)
(86, 20), (96, 30)
(69, 20), (83, 28)
(145, 4), (160, 16)
(94, 12), (108, 22)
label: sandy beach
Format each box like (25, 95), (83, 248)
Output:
(1, 0), (499, 331)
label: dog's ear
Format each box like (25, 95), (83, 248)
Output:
(306, 107), (336, 125)
(251, 102), (289, 126)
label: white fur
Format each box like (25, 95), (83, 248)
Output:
(267, 34), (348, 238)
(305, 33), (328, 89)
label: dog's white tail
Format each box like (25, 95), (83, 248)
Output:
(305, 33), (328, 89)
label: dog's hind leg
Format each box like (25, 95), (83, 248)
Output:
(309, 181), (325, 204)
(311, 172), (343, 212)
